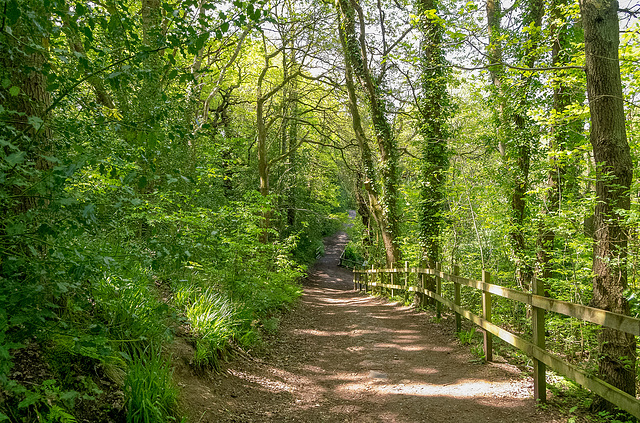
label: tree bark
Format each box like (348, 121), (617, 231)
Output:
(0, 0), (53, 213)
(336, 0), (401, 266)
(486, 0), (542, 290)
(416, 0), (451, 265)
(579, 0), (636, 408)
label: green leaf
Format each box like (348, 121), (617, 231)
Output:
(5, 151), (26, 166)
(82, 204), (96, 220)
(9, 86), (20, 96)
(27, 115), (44, 130)
(76, 2), (86, 16)
(195, 33), (209, 50)
(162, 2), (173, 13)
(83, 26), (94, 43)
(220, 21), (229, 33)
(18, 390), (41, 408)
(6, 0), (20, 26)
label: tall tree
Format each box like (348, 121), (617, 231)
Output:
(579, 0), (636, 408)
(415, 0), (452, 265)
(486, 0), (543, 290)
(0, 0), (54, 212)
(536, 0), (583, 288)
(336, 0), (402, 266)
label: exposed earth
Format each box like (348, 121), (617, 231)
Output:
(175, 231), (569, 422)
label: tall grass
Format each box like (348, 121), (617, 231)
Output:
(174, 286), (244, 370)
(94, 268), (171, 356)
(124, 348), (179, 423)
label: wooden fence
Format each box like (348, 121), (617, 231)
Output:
(352, 264), (640, 418)
(338, 249), (364, 269)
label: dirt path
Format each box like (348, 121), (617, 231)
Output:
(177, 231), (565, 422)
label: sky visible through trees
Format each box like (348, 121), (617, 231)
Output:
(1, 0), (640, 420)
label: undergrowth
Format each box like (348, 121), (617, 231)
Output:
(124, 348), (180, 423)
(0, 197), (332, 421)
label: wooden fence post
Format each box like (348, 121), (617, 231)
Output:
(532, 275), (547, 402)
(391, 265), (395, 298)
(420, 268), (426, 308)
(371, 264), (375, 295)
(482, 269), (493, 362)
(365, 270), (369, 293)
(453, 265), (461, 332)
(404, 261), (409, 302)
(436, 262), (442, 320)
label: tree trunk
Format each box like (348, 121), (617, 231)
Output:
(579, 0), (636, 408)
(536, 0), (582, 287)
(486, 0), (542, 290)
(355, 173), (373, 246)
(257, 91), (271, 242)
(0, 0), (53, 213)
(336, 0), (401, 266)
(416, 0), (451, 265)
(340, 54), (396, 265)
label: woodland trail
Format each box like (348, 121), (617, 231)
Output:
(176, 231), (566, 422)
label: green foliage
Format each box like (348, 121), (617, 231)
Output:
(0, 0), (324, 416)
(343, 242), (363, 260)
(93, 268), (173, 355)
(180, 288), (241, 369)
(124, 350), (179, 423)
(4, 379), (78, 423)
(469, 344), (485, 363)
(456, 328), (476, 345)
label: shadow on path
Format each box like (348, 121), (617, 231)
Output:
(180, 231), (564, 423)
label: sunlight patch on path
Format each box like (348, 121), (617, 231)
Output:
(336, 378), (532, 400)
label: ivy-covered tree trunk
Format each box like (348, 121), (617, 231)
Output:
(354, 172), (373, 246)
(336, 0), (401, 266)
(510, 0), (544, 290)
(256, 79), (271, 242)
(579, 0), (636, 408)
(0, 0), (53, 212)
(536, 0), (582, 285)
(486, 0), (542, 290)
(338, 33), (389, 260)
(415, 0), (451, 266)
(281, 45), (298, 228)
(137, 0), (164, 118)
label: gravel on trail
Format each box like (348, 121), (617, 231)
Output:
(174, 231), (567, 422)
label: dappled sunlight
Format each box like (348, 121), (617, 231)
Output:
(229, 370), (298, 394)
(372, 342), (429, 352)
(317, 296), (359, 304)
(198, 232), (554, 422)
(292, 329), (356, 337)
(409, 366), (439, 375)
(335, 379), (532, 400)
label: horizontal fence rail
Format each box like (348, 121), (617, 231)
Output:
(352, 264), (640, 418)
(338, 249), (365, 269)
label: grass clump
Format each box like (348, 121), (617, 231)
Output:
(124, 348), (179, 423)
(94, 268), (172, 353)
(174, 285), (245, 370)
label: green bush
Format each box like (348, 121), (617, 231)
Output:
(93, 268), (172, 356)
